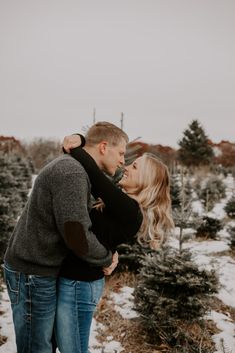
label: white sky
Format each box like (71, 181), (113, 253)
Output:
(0, 0), (234, 147)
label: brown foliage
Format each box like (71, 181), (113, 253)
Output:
(0, 136), (25, 154)
(128, 141), (177, 168)
(213, 141), (235, 167)
(24, 138), (62, 171)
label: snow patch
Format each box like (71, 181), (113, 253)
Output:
(206, 311), (235, 353)
(109, 286), (138, 319)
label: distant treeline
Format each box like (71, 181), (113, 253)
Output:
(1, 120), (235, 172)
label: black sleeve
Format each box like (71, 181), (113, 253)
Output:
(70, 147), (141, 225)
(62, 133), (86, 153)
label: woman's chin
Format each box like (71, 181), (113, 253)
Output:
(118, 178), (126, 188)
(118, 182), (129, 194)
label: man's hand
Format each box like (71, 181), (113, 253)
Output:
(62, 135), (82, 153)
(103, 251), (119, 276)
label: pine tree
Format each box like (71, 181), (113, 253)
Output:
(200, 176), (226, 212)
(0, 152), (32, 265)
(134, 248), (218, 352)
(116, 243), (155, 273)
(172, 168), (199, 252)
(170, 173), (181, 210)
(224, 196), (235, 218)
(195, 216), (223, 239)
(178, 120), (214, 166)
(227, 226), (235, 248)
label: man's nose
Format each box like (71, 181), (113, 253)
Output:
(119, 156), (125, 166)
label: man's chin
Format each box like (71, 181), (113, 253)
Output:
(103, 168), (114, 177)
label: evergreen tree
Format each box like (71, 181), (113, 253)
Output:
(224, 196), (235, 218)
(0, 152), (32, 265)
(116, 243), (155, 273)
(134, 248), (218, 352)
(227, 226), (235, 248)
(172, 169), (199, 252)
(178, 120), (214, 166)
(195, 216), (223, 239)
(170, 174), (181, 210)
(200, 176), (226, 212)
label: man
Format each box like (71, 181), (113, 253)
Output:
(4, 121), (128, 353)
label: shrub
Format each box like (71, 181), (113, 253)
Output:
(224, 196), (235, 218)
(0, 152), (32, 266)
(195, 216), (223, 239)
(200, 176), (225, 211)
(227, 226), (235, 248)
(170, 174), (181, 210)
(134, 248), (218, 352)
(116, 243), (154, 273)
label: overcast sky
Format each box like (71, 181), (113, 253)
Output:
(0, 0), (234, 147)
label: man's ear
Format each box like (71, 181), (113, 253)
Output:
(99, 141), (108, 155)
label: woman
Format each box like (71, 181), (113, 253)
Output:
(55, 135), (174, 353)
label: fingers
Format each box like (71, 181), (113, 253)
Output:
(103, 252), (119, 276)
(103, 264), (117, 275)
(62, 135), (82, 153)
(92, 198), (105, 212)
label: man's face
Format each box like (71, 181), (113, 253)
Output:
(100, 138), (126, 176)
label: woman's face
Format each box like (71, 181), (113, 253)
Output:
(119, 157), (142, 192)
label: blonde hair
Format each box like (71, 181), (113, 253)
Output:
(86, 121), (129, 146)
(131, 153), (174, 250)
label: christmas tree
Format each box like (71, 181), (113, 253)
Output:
(134, 248), (218, 352)
(178, 120), (214, 166)
(0, 152), (32, 265)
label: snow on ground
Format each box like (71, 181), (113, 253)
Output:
(0, 288), (16, 353)
(89, 319), (125, 353)
(182, 241), (235, 352)
(0, 286), (125, 353)
(168, 232), (235, 352)
(109, 286), (138, 319)
(208, 174), (235, 220)
(223, 174), (235, 197)
(191, 198), (204, 216)
(1, 242), (235, 353)
(1, 173), (235, 353)
(206, 311), (235, 353)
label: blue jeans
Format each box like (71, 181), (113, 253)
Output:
(55, 277), (105, 353)
(3, 263), (57, 353)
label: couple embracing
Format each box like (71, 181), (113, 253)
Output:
(3, 121), (174, 353)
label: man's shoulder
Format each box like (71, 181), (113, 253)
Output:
(42, 155), (86, 174)
(37, 155), (89, 184)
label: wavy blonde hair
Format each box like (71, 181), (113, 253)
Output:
(131, 153), (174, 250)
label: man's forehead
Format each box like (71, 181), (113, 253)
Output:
(111, 139), (127, 150)
(118, 140), (127, 152)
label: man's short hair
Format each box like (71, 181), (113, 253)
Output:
(85, 121), (129, 146)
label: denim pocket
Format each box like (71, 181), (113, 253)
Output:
(30, 275), (56, 286)
(90, 278), (105, 305)
(3, 264), (20, 305)
(28, 275), (57, 318)
(30, 275), (56, 297)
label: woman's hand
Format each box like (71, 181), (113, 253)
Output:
(62, 135), (82, 153)
(92, 198), (105, 212)
(103, 251), (119, 276)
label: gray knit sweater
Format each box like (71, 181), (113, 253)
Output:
(4, 154), (112, 276)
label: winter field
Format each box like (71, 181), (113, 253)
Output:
(0, 173), (235, 353)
